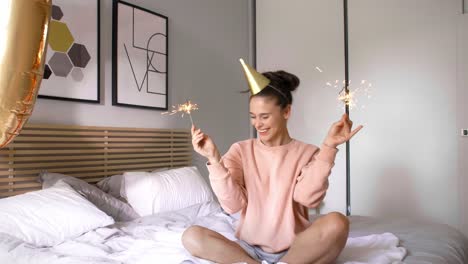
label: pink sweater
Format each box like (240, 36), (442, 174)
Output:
(207, 138), (338, 253)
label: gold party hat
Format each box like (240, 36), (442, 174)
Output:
(239, 58), (270, 95)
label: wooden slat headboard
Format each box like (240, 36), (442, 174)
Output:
(0, 123), (192, 197)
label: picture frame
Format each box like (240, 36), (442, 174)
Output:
(39, 0), (100, 103)
(112, 0), (169, 110)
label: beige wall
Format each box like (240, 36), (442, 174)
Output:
(30, 0), (253, 177)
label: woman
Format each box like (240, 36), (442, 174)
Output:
(182, 68), (363, 264)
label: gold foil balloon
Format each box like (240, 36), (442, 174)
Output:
(0, 0), (52, 148)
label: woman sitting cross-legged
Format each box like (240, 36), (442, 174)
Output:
(182, 61), (363, 264)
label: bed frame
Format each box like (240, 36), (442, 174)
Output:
(0, 123), (192, 198)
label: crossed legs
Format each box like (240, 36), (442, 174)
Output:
(182, 225), (259, 264)
(182, 212), (349, 264)
(279, 212), (349, 263)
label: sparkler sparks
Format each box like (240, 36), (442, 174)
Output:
(338, 87), (356, 109)
(336, 81), (372, 110)
(315, 66), (373, 110)
(162, 100), (199, 126)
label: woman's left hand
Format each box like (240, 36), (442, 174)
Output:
(323, 114), (363, 148)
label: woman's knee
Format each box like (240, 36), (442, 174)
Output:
(323, 212), (350, 239)
(181, 225), (208, 255)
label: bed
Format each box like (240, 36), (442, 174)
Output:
(0, 124), (466, 264)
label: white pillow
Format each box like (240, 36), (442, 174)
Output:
(121, 166), (214, 216)
(0, 181), (114, 247)
(40, 172), (140, 222)
(96, 174), (123, 198)
(97, 168), (168, 200)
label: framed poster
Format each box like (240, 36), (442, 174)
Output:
(112, 0), (168, 110)
(39, 0), (100, 103)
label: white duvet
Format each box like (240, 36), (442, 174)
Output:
(0, 201), (228, 264)
(0, 201), (426, 264)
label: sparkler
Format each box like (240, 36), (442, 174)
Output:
(316, 67), (372, 110)
(161, 100), (199, 126)
(338, 87), (356, 109)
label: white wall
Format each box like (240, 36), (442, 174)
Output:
(257, 0), (347, 214)
(349, 0), (459, 229)
(257, 0), (462, 230)
(457, 14), (468, 238)
(30, 0), (252, 177)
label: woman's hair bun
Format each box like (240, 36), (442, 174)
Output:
(263, 70), (300, 92)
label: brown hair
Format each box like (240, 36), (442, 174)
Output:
(252, 70), (300, 109)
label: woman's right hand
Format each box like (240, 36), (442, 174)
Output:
(191, 125), (221, 164)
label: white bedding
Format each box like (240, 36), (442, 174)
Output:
(0, 201), (466, 264)
(348, 215), (468, 264)
(0, 201), (234, 264)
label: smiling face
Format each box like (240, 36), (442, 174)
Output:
(249, 96), (291, 145)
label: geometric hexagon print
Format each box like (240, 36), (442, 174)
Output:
(51, 5), (64, 21)
(39, 0), (100, 103)
(68, 43), (90, 68)
(71, 68), (84, 82)
(49, 52), (73, 77)
(43, 64), (52, 79)
(48, 21), (74, 52)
